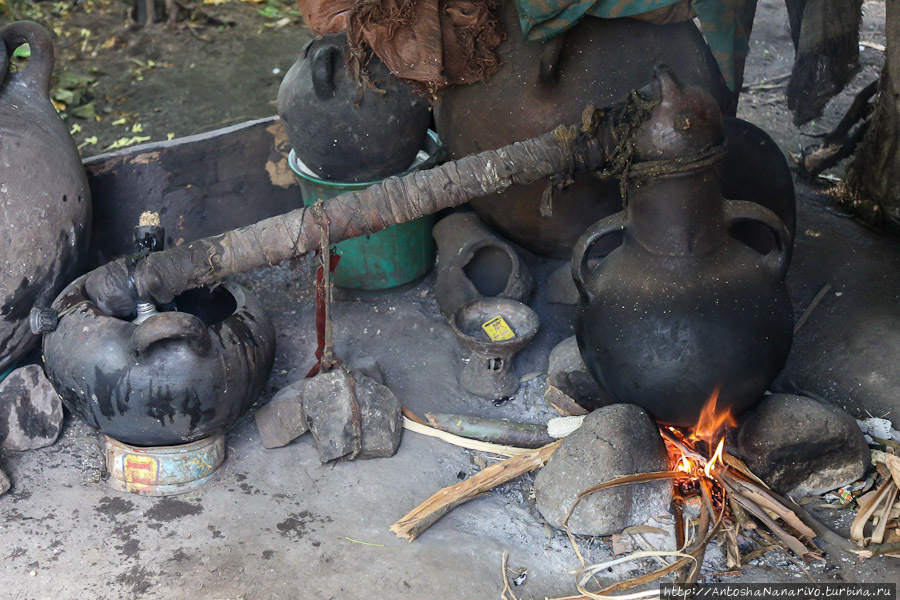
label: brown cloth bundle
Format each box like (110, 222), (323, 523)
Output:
(297, 0), (504, 94)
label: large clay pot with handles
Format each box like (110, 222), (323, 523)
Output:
(0, 21), (91, 371)
(572, 68), (794, 426)
(434, 2), (731, 257)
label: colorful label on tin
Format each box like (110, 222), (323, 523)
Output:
(482, 316), (516, 342)
(123, 454), (159, 494)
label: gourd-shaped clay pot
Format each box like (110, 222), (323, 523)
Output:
(572, 68), (794, 427)
(277, 33), (432, 182)
(0, 21), (91, 370)
(43, 277), (275, 446)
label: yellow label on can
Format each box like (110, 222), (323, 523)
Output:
(123, 454), (159, 493)
(482, 316), (516, 341)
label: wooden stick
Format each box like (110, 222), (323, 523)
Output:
(400, 406), (427, 425)
(684, 479), (713, 583)
(851, 478), (896, 541)
(741, 543), (781, 563)
(761, 486), (861, 555)
(857, 541), (900, 558)
(424, 412), (555, 448)
(794, 283), (832, 334)
(593, 517), (723, 596)
(721, 471), (817, 540)
(81, 94), (647, 314)
(401, 417), (534, 457)
(390, 441), (561, 541)
(500, 550), (519, 600)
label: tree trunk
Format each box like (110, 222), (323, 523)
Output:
(846, 0), (900, 229)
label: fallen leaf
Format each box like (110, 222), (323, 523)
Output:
(105, 135), (152, 150)
(71, 103), (97, 120)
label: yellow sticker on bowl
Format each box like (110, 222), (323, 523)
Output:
(482, 316), (515, 341)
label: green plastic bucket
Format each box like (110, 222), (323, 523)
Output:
(289, 130), (444, 291)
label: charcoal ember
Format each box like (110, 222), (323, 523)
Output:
(534, 404), (672, 536)
(737, 393), (870, 496)
(0, 365), (64, 451)
(547, 336), (615, 412)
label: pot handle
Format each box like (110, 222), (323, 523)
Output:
(724, 200), (791, 281)
(0, 32), (7, 83)
(1, 21), (54, 94)
(311, 45), (338, 100)
(571, 212), (626, 300)
(130, 312), (212, 357)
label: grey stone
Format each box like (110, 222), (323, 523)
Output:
(547, 336), (614, 411)
(254, 379), (309, 449)
(736, 394), (870, 497)
(353, 372), (403, 459)
(534, 404), (672, 536)
(302, 368), (403, 462)
(255, 362), (402, 459)
(0, 467), (9, 496)
(0, 365), (63, 451)
(298, 370), (357, 462)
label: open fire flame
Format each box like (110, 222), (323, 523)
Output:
(664, 386), (737, 481)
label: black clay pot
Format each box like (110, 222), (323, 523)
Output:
(0, 21), (91, 371)
(43, 278), (275, 446)
(572, 68), (794, 426)
(277, 33), (432, 182)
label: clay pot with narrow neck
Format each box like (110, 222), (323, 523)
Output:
(277, 33), (432, 182)
(0, 21), (92, 370)
(572, 68), (794, 426)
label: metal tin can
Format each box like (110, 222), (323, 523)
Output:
(105, 432), (225, 496)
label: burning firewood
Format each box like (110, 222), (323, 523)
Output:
(394, 390), (899, 598)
